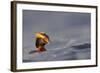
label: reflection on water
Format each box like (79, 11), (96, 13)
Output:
(23, 43), (91, 62)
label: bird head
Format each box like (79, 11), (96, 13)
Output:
(35, 32), (49, 44)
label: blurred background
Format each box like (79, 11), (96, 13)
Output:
(23, 10), (91, 62)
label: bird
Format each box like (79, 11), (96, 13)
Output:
(35, 32), (50, 52)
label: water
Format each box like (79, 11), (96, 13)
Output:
(23, 42), (91, 62)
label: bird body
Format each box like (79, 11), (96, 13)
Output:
(35, 32), (49, 52)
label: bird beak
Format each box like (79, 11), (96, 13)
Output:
(44, 37), (49, 44)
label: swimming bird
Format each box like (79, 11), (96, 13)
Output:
(35, 32), (50, 52)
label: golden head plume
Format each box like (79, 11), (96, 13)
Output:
(35, 32), (49, 43)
